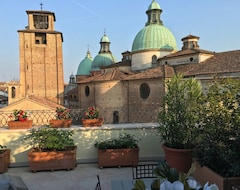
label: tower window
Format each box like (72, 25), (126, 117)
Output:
(35, 33), (46, 44)
(33, 14), (49, 29)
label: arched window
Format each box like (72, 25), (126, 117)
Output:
(85, 86), (90, 97)
(152, 55), (157, 66)
(11, 87), (16, 98)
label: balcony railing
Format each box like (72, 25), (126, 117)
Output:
(0, 109), (84, 127)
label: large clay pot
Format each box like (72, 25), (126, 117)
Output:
(162, 144), (193, 173)
(193, 161), (240, 190)
(8, 120), (33, 130)
(0, 149), (10, 173)
(81, 118), (103, 127)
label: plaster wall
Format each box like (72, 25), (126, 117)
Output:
(0, 123), (164, 167)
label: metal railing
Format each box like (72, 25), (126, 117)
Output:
(0, 109), (84, 127)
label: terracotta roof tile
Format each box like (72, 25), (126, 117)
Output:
(175, 50), (240, 76)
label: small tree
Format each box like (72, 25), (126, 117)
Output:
(158, 74), (202, 149)
(195, 78), (240, 177)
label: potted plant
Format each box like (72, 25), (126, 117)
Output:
(81, 106), (103, 127)
(193, 79), (240, 190)
(94, 133), (139, 168)
(0, 145), (10, 173)
(49, 107), (72, 128)
(8, 109), (33, 129)
(133, 160), (219, 190)
(157, 74), (202, 173)
(22, 126), (77, 172)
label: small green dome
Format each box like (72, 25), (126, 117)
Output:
(77, 51), (93, 75)
(91, 53), (117, 71)
(148, 0), (161, 11)
(132, 24), (177, 52)
(100, 34), (110, 43)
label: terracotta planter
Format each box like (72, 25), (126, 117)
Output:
(193, 161), (240, 190)
(162, 144), (192, 173)
(97, 148), (139, 168)
(0, 149), (10, 173)
(28, 146), (77, 172)
(81, 118), (103, 127)
(8, 120), (33, 129)
(49, 119), (72, 128)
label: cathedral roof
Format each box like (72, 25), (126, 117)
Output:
(91, 33), (117, 71)
(176, 50), (240, 76)
(77, 50), (93, 76)
(132, 0), (177, 52)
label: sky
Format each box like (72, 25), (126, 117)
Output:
(0, 0), (240, 83)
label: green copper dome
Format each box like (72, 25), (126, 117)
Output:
(77, 50), (93, 75)
(91, 53), (117, 71)
(91, 33), (117, 71)
(132, 24), (177, 52)
(148, 0), (161, 10)
(132, 0), (177, 52)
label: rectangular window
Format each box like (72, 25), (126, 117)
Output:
(35, 33), (47, 44)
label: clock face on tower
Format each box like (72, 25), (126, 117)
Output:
(33, 14), (49, 29)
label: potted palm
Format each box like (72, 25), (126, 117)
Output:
(0, 145), (10, 173)
(94, 133), (139, 168)
(157, 74), (202, 173)
(8, 109), (32, 129)
(81, 106), (103, 127)
(49, 107), (72, 128)
(193, 79), (240, 190)
(22, 126), (77, 172)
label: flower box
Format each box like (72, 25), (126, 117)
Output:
(49, 119), (72, 128)
(8, 120), (33, 130)
(97, 148), (139, 168)
(81, 118), (103, 127)
(193, 161), (240, 190)
(0, 149), (10, 173)
(28, 146), (77, 172)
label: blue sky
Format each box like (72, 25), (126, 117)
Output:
(0, 0), (240, 83)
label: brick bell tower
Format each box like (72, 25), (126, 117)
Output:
(17, 7), (64, 104)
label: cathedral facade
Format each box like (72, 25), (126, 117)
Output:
(75, 0), (240, 124)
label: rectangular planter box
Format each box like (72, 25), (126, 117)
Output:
(193, 161), (240, 190)
(8, 120), (32, 129)
(0, 149), (10, 173)
(28, 146), (77, 172)
(49, 119), (72, 128)
(97, 148), (139, 168)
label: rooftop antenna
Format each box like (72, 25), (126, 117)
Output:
(40, 2), (43, 10)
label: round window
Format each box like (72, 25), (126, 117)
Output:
(140, 83), (150, 99)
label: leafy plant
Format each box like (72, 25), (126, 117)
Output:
(158, 74), (202, 149)
(22, 126), (75, 151)
(194, 78), (240, 177)
(134, 160), (219, 190)
(94, 133), (139, 150)
(84, 106), (100, 119)
(9, 109), (29, 121)
(55, 107), (71, 120)
(0, 145), (7, 154)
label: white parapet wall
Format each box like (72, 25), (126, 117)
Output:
(0, 123), (164, 167)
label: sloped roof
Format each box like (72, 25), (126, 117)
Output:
(78, 70), (135, 83)
(159, 48), (214, 59)
(175, 50), (240, 76)
(0, 96), (64, 111)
